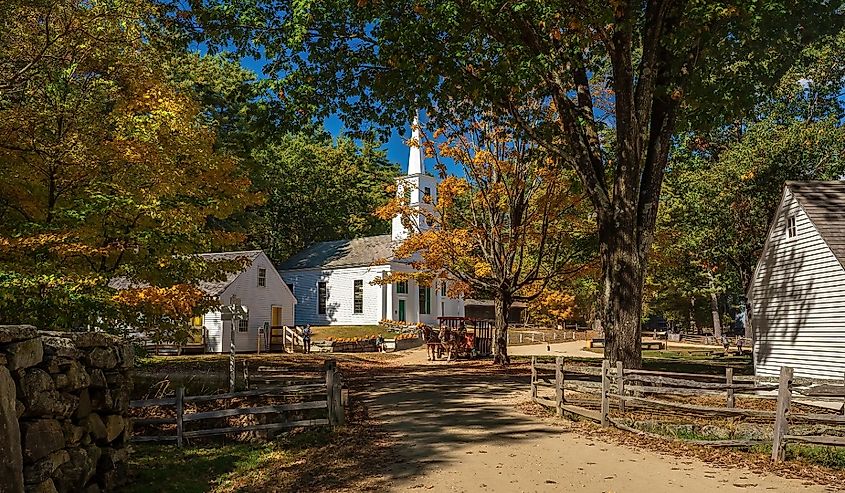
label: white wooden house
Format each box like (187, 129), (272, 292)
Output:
(194, 250), (296, 353)
(112, 250), (296, 353)
(748, 181), (845, 379)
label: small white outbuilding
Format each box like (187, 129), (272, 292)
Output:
(197, 250), (296, 353)
(748, 181), (845, 379)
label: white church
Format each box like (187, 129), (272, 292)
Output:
(276, 116), (466, 326)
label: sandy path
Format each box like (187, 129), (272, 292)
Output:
(364, 366), (831, 493)
(507, 340), (602, 358)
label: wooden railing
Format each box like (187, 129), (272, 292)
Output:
(529, 357), (845, 459)
(130, 360), (345, 446)
(267, 325), (304, 353)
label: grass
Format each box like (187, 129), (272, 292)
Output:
(310, 325), (394, 340)
(123, 424), (391, 492)
(123, 443), (278, 493)
(787, 444), (845, 469)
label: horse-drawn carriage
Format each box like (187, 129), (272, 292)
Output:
(421, 317), (494, 361)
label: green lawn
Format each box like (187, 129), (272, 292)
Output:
(310, 325), (394, 340)
(123, 443), (277, 493)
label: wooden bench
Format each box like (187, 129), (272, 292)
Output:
(589, 338), (605, 348)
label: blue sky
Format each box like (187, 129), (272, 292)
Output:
(240, 56), (417, 173)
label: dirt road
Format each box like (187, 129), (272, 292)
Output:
(364, 357), (832, 493)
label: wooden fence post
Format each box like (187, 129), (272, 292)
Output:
(616, 361), (626, 413)
(725, 367), (735, 409)
(555, 356), (564, 415)
(601, 359), (609, 427)
(530, 356), (537, 399)
(772, 365), (794, 462)
(175, 387), (184, 448)
(333, 374), (345, 426)
(325, 359), (337, 426)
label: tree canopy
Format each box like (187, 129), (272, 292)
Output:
(649, 30), (845, 334)
(248, 132), (398, 261)
(169, 0), (843, 365)
(0, 0), (259, 330)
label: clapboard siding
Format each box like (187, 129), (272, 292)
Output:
(279, 265), (391, 326)
(217, 252), (295, 353)
(279, 262), (465, 326)
(750, 187), (845, 379)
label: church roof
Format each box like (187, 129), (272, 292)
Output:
(277, 235), (395, 271)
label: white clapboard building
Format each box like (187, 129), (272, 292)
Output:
(277, 116), (465, 326)
(748, 181), (845, 379)
(113, 250), (297, 353)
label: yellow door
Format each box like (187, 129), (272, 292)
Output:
(271, 307), (283, 326)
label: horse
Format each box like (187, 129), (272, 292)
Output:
(437, 325), (463, 362)
(420, 325), (442, 361)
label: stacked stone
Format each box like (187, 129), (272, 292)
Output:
(0, 326), (133, 493)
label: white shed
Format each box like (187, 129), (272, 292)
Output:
(748, 181), (845, 379)
(199, 250), (296, 353)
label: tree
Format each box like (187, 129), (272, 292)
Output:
(652, 31), (845, 337)
(376, 119), (592, 364)
(174, 0), (842, 366)
(0, 0), (260, 330)
(248, 132), (398, 261)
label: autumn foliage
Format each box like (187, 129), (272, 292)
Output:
(376, 117), (593, 364)
(0, 0), (260, 332)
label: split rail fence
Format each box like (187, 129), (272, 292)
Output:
(130, 360), (345, 446)
(529, 357), (845, 462)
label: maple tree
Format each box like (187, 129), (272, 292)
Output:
(376, 119), (592, 364)
(173, 0), (842, 366)
(0, 0), (260, 331)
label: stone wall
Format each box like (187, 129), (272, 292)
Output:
(0, 326), (133, 493)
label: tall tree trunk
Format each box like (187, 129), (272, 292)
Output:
(710, 292), (722, 338)
(600, 219), (645, 369)
(493, 290), (511, 366)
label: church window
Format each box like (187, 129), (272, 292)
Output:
(353, 280), (364, 314)
(258, 268), (266, 287)
(318, 282), (327, 314)
(423, 187), (431, 203)
(238, 319), (249, 333)
(396, 280), (408, 294)
(419, 286), (431, 315)
(441, 282), (447, 297)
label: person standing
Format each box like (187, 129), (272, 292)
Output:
(302, 324), (312, 354)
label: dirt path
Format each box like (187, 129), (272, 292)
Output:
(364, 358), (833, 493)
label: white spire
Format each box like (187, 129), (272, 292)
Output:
(408, 111), (424, 175)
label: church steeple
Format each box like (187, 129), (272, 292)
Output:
(408, 111), (425, 175)
(392, 111), (439, 242)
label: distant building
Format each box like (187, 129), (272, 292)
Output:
(277, 115), (465, 326)
(748, 182), (845, 379)
(463, 299), (527, 324)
